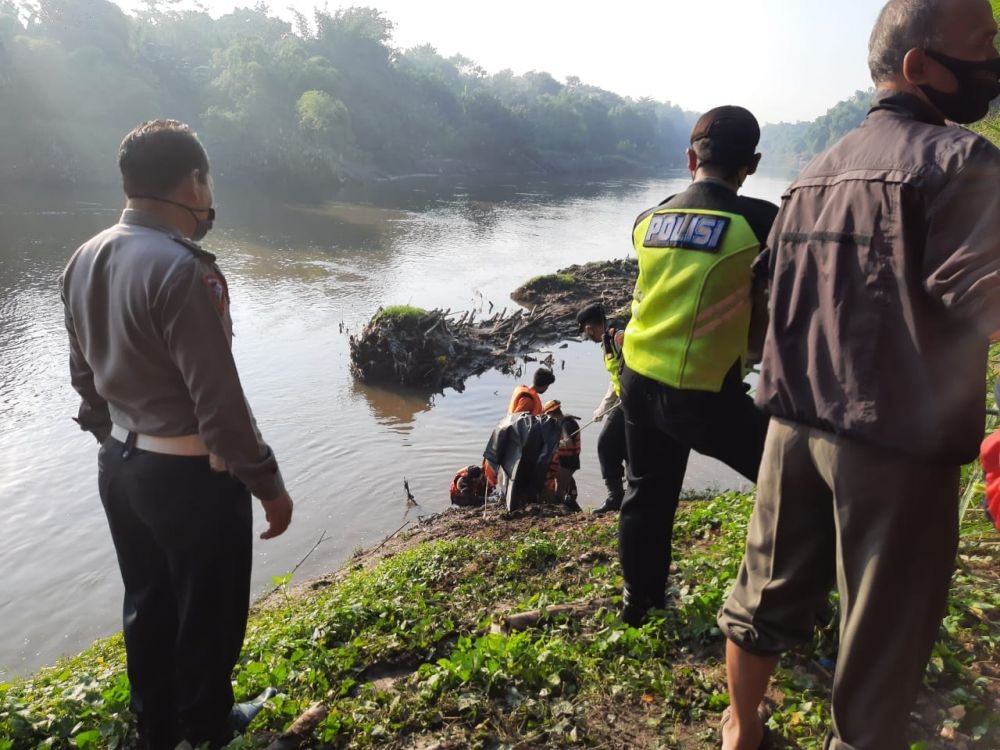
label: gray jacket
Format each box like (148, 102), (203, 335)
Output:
(61, 209), (284, 500)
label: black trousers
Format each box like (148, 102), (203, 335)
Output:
(98, 438), (252, 749)
(597, 404), (627, 492)
(618, 365), (768, 608)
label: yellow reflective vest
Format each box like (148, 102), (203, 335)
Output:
(623, 207), (759, 392)
(603, 327), (624, 397)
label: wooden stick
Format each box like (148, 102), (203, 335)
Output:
(266, 529), (328, 597)
(493, 598), (614, 634)
(264, 702), (329, 750)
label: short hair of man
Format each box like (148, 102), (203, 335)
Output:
(119, 120), (210, 198)
(868, 0), (946, 83)
(533, 368), (556, 389)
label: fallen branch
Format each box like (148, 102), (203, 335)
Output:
(264, 702), (329, 750)
(492, 598), (614, 634)
(266, 529), (328, 597)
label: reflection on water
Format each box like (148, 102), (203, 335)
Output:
(0, 171), (793, 678)
(352, 380), (435, 434)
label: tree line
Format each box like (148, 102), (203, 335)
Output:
(4, 1), (990, 194)
(0, 0), (703, 191)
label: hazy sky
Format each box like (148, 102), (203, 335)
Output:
(116, 0), (888, 123)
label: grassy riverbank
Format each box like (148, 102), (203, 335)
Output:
(1, 491), (997, 749)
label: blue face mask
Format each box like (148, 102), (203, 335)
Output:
(132, 196), (216, 241)
(921, 50), (1000, 124)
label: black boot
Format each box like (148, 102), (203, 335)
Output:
(230, 687), (278, 733)
(621, 587), (665, 627)
(593, 485), (624, 515)
(562, 494), (582, 513)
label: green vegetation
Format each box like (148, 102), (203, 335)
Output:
(0, 0), (699, 191)
(2, 491), (996, 748)
(524, 272), (577, 288)
(373, 305), (427, 324)
(1, 2), (996, 190)
(977, 0), (1000, 144)
(760, 90), (874, 165)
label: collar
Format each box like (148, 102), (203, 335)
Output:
(868, 89), (946, 127)
(693, 176), (739, 193)
(119, 208), (216, 262)
(119, 208), (185, 238)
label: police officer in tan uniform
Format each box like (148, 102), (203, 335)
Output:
(61, 120), (294, 749)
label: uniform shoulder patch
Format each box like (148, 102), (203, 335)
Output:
(202, 273), (228, 316)
(642, 212), (730, 252)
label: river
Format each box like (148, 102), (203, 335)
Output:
(0, 172), (791, 679)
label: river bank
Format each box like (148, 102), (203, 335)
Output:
(2, 492), (997, 749)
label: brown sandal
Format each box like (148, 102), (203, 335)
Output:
(719, 704), (773, 750)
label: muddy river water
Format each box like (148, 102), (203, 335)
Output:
(0, 172), (791, 678)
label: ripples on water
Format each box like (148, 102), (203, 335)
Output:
(0, 174), (790, 677)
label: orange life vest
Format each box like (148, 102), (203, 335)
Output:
(547, 420), (581, 478)
(450, 464), (487, 506)
(980, 430), (1000, 531)
(508, 385), (542, 415)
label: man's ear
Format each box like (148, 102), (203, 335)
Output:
(902, 47), (935, 86)
(747, 153), (761, 176)
(686, 147), (698, 173)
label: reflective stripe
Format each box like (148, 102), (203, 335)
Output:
(692, 298), (749, 339)
(694, 285), (747, 325)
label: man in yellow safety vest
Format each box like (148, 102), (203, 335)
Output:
(618, 106), (777, 626)
(577, 302), (627, 514)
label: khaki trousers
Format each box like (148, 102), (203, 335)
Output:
(718, 418), (960, 750)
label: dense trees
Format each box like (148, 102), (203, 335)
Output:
(4, 1), (995, 192)
(759, 90), (874, 167)
(0, 1), (699, 190)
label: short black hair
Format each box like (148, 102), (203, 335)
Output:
(868, 0), (945, 83)
(119, 119), (210, 197)
(533, 368), (556, 389)
(576, 302), (606, 331)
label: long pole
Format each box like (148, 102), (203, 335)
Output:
(568, 400), (622, 438)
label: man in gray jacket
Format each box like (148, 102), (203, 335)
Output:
(718, 1), (1000, 748)
(61, 120), (294, 749)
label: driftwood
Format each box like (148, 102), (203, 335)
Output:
(264, 702), (329, 750)
(491, 598), (615, 635)
(349, 259), (637, 391)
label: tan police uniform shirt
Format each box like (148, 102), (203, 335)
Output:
(60, 209), (285, 500)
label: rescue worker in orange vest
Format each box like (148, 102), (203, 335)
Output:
(507, 368), (555, 415)
(449, 464), (488, 507)
(542, 400), (583, 512)
(577, 303), (627, 514)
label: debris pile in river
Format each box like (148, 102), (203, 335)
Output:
(349, 258), (637, 391)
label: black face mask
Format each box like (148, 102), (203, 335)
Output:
(132, 195), (216, 241)
(920, 49), (1000, 124)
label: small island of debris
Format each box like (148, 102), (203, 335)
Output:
(349, 258), (636, 391)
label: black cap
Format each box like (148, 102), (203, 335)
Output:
(576, 302), (606, 332)
(690, 105), (760, 169)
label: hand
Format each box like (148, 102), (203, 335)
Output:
(593, 410), (605, 423)
(259, 490), (293, 540)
